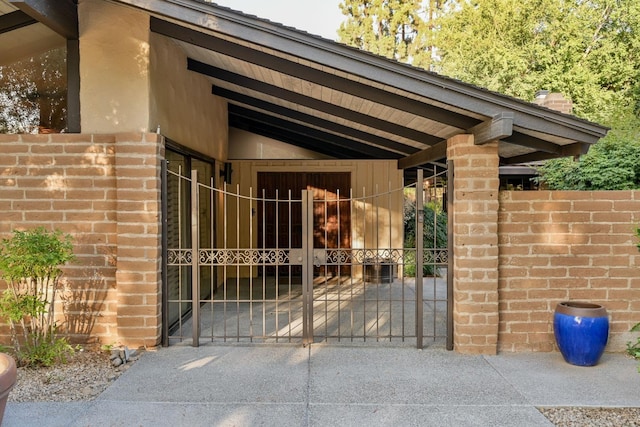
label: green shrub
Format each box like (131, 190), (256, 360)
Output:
(404, 198), (448, 277)
(627, 323), (640, 373)
(630, 227), (640, 372)
(0, 227), (75, 366)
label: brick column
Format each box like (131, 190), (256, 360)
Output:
(447, 134), (500, 354)
(114, 133), (164, 347)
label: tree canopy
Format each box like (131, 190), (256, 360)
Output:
(338, 0), (640, 189)
(338, 0), (442, 69)
(433, 0), (640, 125)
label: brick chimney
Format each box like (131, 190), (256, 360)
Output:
(533, 90), (573, 114)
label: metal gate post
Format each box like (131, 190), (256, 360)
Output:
(161, 160), (169, 347)
(446, 161), (454, 351)
(301, 190), (313, 345)
(416, 168), (424, 349)
(190, 169), (200, 347)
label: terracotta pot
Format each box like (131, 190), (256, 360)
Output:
(553, 301), (609, 366)
(0, 353), (17, 424)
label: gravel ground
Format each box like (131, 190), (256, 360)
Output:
(6, 349), (640, 426)
(8, 347), (139, 402)
(539, 407), (640, 426)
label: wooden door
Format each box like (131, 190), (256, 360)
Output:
(257, 172), (351, 276)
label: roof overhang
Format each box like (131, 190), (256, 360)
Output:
(1, 0), (609, 169)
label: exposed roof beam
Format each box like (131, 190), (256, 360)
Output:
(500, 141), (588, 164)
(188, 58), (440, 145)
(231, 116), (364, 159)
(397, 140), (447, 169)
(132, 1), (608, 142)
(561, 142), (591, 156)
(470, 112), (513, 145)
(501, 151), (563, 165)
(503, 131), (571, 154)
(150, 17), (480, 131)
(214, 86), (418, 155)
(229, 105), (402, 159)
(0, 10), (36, 34)
(10, 0), (78, 39)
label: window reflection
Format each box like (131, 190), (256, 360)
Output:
(0, 46), (67, 133)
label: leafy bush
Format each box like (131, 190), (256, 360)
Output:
(629, 226), (640, 372)
(0, 227), (75, 366)
(628, 323), (640, 373)
(404, 198), (448, 277)
(536, 132), (640, 190)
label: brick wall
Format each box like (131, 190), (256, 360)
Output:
(533, 92), (573, 115)
(0, 133), (163, 348)
(2, 132), (638, 353)
(448, 134), (501, 355)
(498, 190), (640, 352)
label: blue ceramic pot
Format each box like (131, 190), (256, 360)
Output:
(553, 302), (609, 366)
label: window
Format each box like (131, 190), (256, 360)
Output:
(0, 46), (67, 133)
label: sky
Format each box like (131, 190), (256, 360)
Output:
(212, 0), (345, 40)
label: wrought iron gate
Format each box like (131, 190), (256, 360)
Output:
(163, 164), (452, 349)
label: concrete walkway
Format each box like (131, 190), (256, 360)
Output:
(5, 344), (640, 426)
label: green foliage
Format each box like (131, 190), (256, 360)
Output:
(17, 332), (74, 367)
(536, 133), (640, 190)
(338, 0), (442, 69)
(0, 291), (47, 324)
(339, 1), (640, 190)
(630, 231), (640, 372)
(433, 0), (640, 125)
(404, 197), (448, 276)
(627, 322), (640, 373)
(433, 0), (640, 190)
(0, 227), (75, 367)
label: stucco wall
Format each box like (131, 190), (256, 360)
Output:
(78, 1), (228, 161)
(149, 33), (228, 160)
(228, 128), (331, 160)
(79, 0), (151, 133)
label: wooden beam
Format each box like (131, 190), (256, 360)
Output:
(188, 58), (441, 144)
(561, 142), (591, 156)
(150, 17), (480, 131)
(502, 142), (591, 165)
(504, 131), (567, 153)
(501, 151), (560, 164)
(470, 112), (513, 145)
(213, 86), (417, 155)
(10, 0), (78, 39)
(0, 10), (36, 34)
(397, 140), (447, 169)
(229, 105), (401, 159)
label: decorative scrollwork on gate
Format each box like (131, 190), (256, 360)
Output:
(425, 249), (448, 264)
(167, 249), (192, 265)
(313, 249), (416, 267)
(402, 249), (448, 265)
(197, 249), (291, 266)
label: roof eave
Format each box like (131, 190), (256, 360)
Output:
(114, 0), (609, 145)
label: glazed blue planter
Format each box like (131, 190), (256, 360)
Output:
(553, 302), (609, 366)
